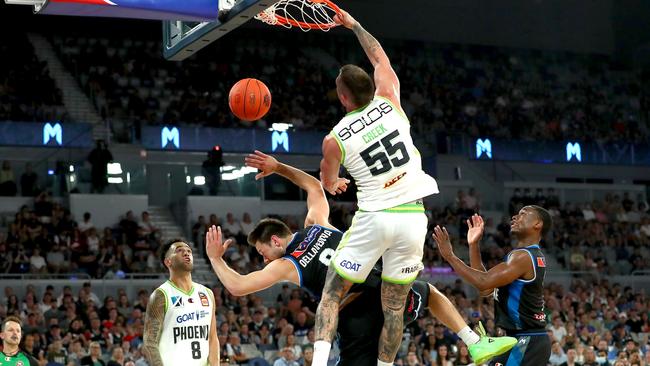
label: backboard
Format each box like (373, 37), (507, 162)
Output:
(162, 0), (274, 61)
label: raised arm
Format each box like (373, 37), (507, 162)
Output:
(245, 150), (346, 228)
(433, 226), (533, 293)
(142, 289), (165, 366)
(335, 10), (401, 108)
(466, 214), (488, 273)
(205, 225), (299, 296)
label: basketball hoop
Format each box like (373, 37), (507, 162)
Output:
(255, 0), (342, 31)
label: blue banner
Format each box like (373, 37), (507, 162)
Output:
(38, 0), (219, 22)
(142, 126), (326, 155)
(0, 122), (94, 148)
(470, 137), (650, 166)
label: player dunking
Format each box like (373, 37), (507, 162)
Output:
(432, 207), (553, 366)
(205, 151), (516, 366)
(315, 10), (440, 366)
(143, 240), (219, 366)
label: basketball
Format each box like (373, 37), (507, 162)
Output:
(228, 78), (272, 121)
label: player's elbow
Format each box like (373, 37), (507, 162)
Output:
(227, 285), (247, 297)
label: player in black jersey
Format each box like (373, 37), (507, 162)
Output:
(432, 207), (553, 366)
(206, 151), (516, 366)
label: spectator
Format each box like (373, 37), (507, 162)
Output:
(0, 160), (17, 196)
(20, 163), (39, 196)
(549, 341), (568, 365)
(273, 348), (299, 366)
(29, 248), (47, 274)
(107, 346), (126, 366)
(80, 342), (106, 366)
(226, 334), (269, 366)
(78, 213), (95, 233)
(87, 140), (113, 194)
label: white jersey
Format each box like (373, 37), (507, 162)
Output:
(330, 96), (439, 211)
(156, 280), (214, 366)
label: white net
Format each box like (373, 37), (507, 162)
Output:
(255, 0), (340, 31)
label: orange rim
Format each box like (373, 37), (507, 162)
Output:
(270, 0), (342, 30)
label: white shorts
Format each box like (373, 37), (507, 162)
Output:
(331, 202), (427, 284)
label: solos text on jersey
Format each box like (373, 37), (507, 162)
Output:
(337, 102), (393, 141)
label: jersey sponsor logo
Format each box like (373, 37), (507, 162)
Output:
(406, 289), (423, 320)
(337, 102), (393, 141)
(401, 263), (423, 274)
(198, 292), (210, 307)
(291, 226), (321, 258)
(171, 296), (184, 308)
(537, 257), (546, 267)
(176, 310), (210, 324)
(16, 361), (25, 366)
(173, 325), (210, 344)
(339, 260), (361, 272)
(384, 172), (406, 189)
(534, 313), (546, 321)
(298, 229), (333, 268)
(188, 298), (194, 303)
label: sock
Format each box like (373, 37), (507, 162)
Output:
(458, 326), (481, 345)
(377, 359), (393, 366)
(313, 340), (331, 366)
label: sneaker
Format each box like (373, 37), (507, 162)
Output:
(467, 322), (518, 365)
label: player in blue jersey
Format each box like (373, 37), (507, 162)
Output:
(433, 207), (553, 366)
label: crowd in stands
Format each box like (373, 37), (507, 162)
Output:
(0, 194), (163, 278)
(2, 272), (650, 365)
(47, 30), (649, 144)
(0, 34), (67, 123)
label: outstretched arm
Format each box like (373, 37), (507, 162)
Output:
(205, 225), (299, 296)
(245, 150), (346, 228)
(432, 226), (532, 292)
(466, 214), (488, 273)
(142, 289), (166, 366)
(335, 10), (400, 107)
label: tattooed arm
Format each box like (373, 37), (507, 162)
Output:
(334, 10), (401, 108)
(142, 289), (165, 366)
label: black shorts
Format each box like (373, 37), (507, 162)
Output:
(336, 281), (430, 366)
(489, 332), (551, 366)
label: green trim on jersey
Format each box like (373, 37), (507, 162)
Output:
(381, 274), (419, 285)
(359, 202), (425, 213)
(158, 287), (169, 314)
(329, 131), (346, 165)
(375, 95), (409, 123)
(345, 101), (371, 117)
(166, 280), (195, 296)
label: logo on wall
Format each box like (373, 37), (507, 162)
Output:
(43, 122), (63, 145)
(566, 142), (581, 162)
(161, 126), (180, 149)
(476, 138), (492, 159)
(271, 130), (289, 152)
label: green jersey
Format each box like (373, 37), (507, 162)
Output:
(0, 351), (39, 366)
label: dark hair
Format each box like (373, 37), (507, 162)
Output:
(247, 218), (292, 246)
(529, 205), (552, 237)
(160, 238), (190, 267)
(339, 64), (374, 107)
(2, 315), (22, 331)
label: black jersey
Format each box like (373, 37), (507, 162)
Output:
(283, 225), (344, 299)
(495, 244), (547, 333)
(283, 225), (385, 300)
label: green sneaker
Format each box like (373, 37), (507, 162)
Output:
(467, 322), (518, 365)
